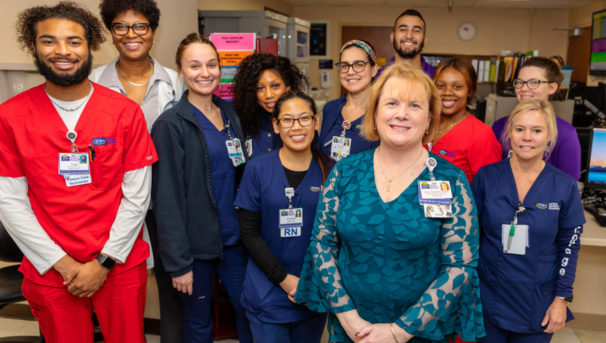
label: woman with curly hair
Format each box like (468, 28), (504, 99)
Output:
(89, 1), (185, 342)
(233, 54), (307, 159)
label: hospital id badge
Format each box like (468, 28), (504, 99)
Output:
(501, 224), (529, 255)
(58, 153), (90, 176)
(330, 136), (351, 161)
(418, 180), (453, 205)
(279, 208), (303, 237)
(226, 139), (245, 167)
(65, 174), (92, 187)
(423, 203), (453, 218)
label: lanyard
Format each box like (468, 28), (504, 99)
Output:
(340, 120), (352, 138)
(224, 120), (235, 140)
(285, 187), (295, 209)
(506, 204), (527, 252)
(66, 131), (79, 153)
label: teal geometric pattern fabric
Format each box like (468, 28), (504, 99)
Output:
(294, 149), (485, 343)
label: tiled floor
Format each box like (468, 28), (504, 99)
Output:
(0, 316), (604, 342)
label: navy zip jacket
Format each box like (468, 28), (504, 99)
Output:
(151, 91), (248, 277)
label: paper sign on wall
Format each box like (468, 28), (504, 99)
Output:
(218, 51), (254, 66)
(210, 33), (256, 51)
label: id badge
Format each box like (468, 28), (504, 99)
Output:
(330, 136), (351, 161)
(58, 153), (90, 176)
(226, 139), (245, 167)
(501, 224), (529, 255)
(423, 203), (453, 218)
(279, 208), (303, 238)
(418, 180), (453, 205)
(65, 174), (92, 187)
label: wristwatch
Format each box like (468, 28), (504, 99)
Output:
(95, 254), (117, 271)
(558, 296), (574, 303)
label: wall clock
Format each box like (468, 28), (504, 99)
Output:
(458, 22), (476, 41)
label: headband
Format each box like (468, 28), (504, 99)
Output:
(340, 40), (376, 65)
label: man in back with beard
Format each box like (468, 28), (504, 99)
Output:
(0, 2), (157, 342)
(376, 9), (436, 78)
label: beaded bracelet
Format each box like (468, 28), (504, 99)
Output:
(390, 323), (400, 343)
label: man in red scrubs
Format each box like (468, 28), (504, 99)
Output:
(0, 2), (157, 342)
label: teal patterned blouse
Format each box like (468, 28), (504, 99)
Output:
(294, 149), (485, 343)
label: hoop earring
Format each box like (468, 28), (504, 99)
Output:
(426, 128), (429, 134)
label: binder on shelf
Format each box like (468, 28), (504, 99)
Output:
(484, 60), (491, 82)
(489, 63), (497, 83)
(478, 60), (485, 82)
(472, 59), (479, 74)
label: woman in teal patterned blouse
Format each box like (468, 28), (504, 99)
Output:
(294, 62), (485, 343)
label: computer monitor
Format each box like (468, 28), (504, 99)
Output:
(590, 10), (606, 76)
(586, 127), (606, 189)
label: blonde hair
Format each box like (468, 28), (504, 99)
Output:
(360, 62), (441, 145)
(501, 100), (558, 160)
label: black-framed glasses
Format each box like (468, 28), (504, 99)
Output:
(277, 115), (315, 129)
(512, 78), (553, 89)
(335, 61), (369, 73)
(112, 22), (150, 37)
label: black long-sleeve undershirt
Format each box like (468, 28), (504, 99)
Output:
(239, 167), (307, 285)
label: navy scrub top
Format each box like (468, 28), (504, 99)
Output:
(193, 105), (241, 246)
(318, 95), (379, 159)
(234, 149), (324, 324)
(471, 159), (585, 334)
(247, 108), (281, 160)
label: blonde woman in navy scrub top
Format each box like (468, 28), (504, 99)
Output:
(318, 40), (380, 161)
(472, 100), (585, 343)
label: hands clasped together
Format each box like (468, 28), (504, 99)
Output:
(53, 255), (109, 298)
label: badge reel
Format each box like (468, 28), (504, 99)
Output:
(224, 121), (246, 167)
(58, 131), (92, 187)
(279, 188), (302, 238)
(502, 204), (529, 255)
(327, 121), (352, 161)
(418, 158), (453, 218)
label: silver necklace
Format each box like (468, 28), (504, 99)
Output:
(117, 61), (153, 87)
(46, 83), (93, 112)
(377, 147), (424, 192)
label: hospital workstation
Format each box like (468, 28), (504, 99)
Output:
(1, 0), (606, 343)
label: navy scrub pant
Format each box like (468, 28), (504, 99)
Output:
(179, 242), (253, 343)
(246, 311), (327, 343)
(477, 317), (554, 343)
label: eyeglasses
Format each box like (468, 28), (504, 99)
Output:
(335, 61), (369, 73)
(112, 22), (150, 37)
(512, 79), (553, 89)
(277, 115), (315, 129)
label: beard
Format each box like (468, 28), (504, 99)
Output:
(393, 39), (425, 59)
(34, 52), (93, 88)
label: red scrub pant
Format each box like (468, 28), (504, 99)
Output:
(22, 262), (147, 343)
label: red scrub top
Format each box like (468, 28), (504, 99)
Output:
(425, 115), (501, 183)
(0, 83), (158, 287)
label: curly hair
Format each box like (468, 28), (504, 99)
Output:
(16, 1), (106, 55)
(99, 0), (161, 32)
(232, 54), (308, 137)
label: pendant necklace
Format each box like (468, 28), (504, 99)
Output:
(377, 147), (424, 192)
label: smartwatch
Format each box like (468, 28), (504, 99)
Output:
(95, 254), (117, 271)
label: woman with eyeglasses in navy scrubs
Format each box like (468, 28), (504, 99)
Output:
(235, 91), (330, 343)
(318, 40), (380, 162)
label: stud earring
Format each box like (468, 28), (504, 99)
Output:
(153, 41), (156, 44)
